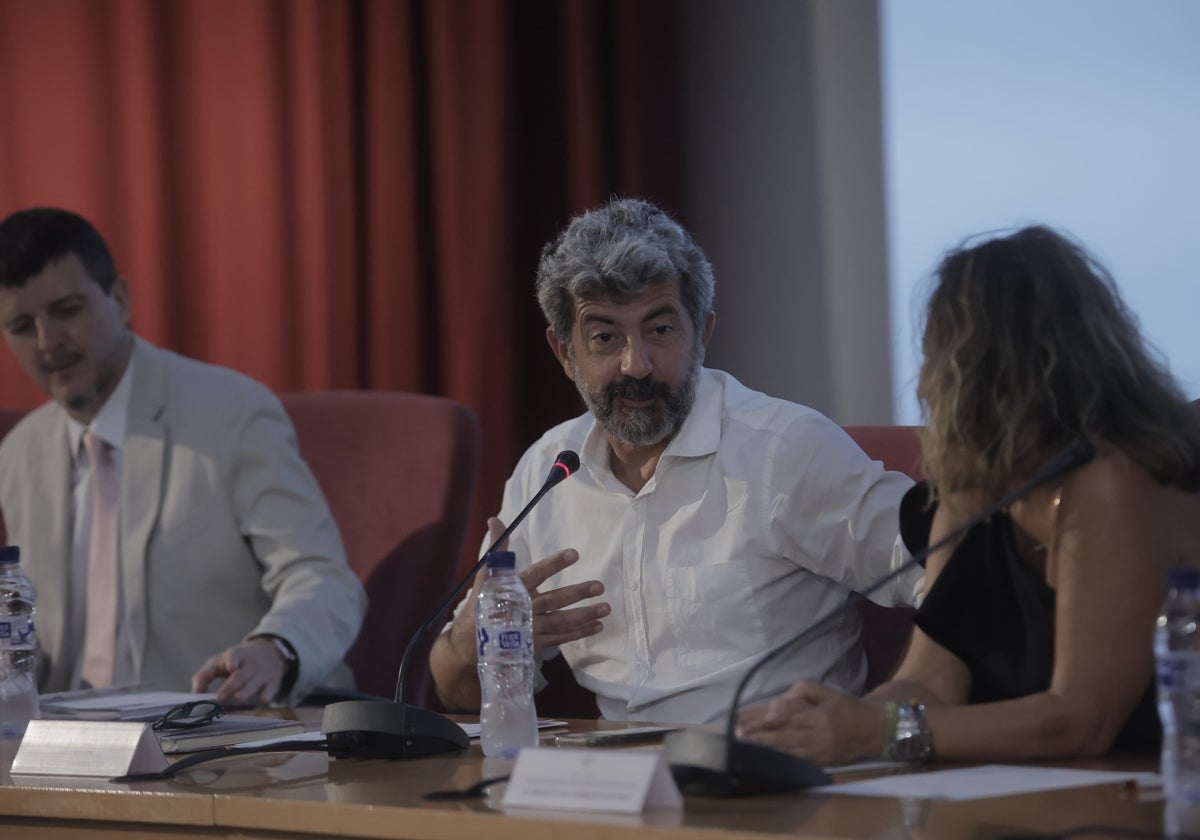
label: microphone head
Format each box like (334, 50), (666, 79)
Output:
(545, 450), (580, 487)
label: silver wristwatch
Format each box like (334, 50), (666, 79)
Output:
(889, 702), (932, 763)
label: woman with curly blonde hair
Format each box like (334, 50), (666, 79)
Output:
(738, 225), (1200, 764)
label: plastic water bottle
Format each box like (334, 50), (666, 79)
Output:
(475, 551), (537, 758)
(0, 545), (38, 742)
(1155, 565), (1200, 801)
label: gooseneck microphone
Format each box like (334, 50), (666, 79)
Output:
(664, 437), (1096, 796)
(323, 450), (581, 759)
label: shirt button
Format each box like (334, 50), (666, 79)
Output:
(630, 581), (640, 592)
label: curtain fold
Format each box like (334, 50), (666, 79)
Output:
(0, 0), (683, 570)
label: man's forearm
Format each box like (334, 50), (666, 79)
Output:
(429, 631), (482, 711)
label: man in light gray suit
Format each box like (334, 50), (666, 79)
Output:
(0, 208), (366, 706)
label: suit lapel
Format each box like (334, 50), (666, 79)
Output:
(29, 410), (74, 690)
(122, 338), (167, 678)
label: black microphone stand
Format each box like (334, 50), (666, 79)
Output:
(664, 439), (1095, 796)
(322, 452), (580, 759)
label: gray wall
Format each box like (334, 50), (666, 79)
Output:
(681, 0), (893, 424)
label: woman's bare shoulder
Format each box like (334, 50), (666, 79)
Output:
(1064, 445), (1200, 560)
(1073, 445), (1192, 503)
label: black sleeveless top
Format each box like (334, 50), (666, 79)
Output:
(901, 482), (1160, 755)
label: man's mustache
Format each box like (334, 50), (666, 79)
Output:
(39, 353), (83, 374)
(605, 377), (670, 403)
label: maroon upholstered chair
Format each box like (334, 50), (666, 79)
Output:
(843, 425), (924, 691)
(0, 410), (22, 439)
(281, 391), (480, 707)
(536, 651), (601, 719)
(842, 426), (924, 483)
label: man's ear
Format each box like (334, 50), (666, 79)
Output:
(546, 327), (575, 381)
(700, 310), (715, 347)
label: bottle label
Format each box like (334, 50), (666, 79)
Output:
(0, 616), (34, 646)
(1159, 654), (1200, 690)
(477, 626), (528, 657)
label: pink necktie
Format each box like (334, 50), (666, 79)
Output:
(80, 431), (120, 689)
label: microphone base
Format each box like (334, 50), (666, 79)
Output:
(321, 700), (470, 759)
(663, 729), (831, 797)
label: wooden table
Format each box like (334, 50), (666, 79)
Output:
(0, 714), (1174, 839)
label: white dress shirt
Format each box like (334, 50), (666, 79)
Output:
(479, 368), (921, 724)
(66, 359), (135, 689)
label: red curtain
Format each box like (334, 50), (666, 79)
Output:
(0, 0), (683, 568)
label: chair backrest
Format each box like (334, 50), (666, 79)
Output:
(280, 391), (480, 705)
(0, 410), (23, 438)
(842, 425), (924, 481)
(536, 652), (601, 719)
(843, 425), (923, 691)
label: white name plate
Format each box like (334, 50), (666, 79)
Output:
(11, 720), (167, 778)
(502, 746), (682, 814)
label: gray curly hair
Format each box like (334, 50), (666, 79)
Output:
(535, 197), (715, 340)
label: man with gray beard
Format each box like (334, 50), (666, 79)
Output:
(430, 198), (920, 724)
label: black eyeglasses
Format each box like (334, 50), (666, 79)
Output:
(152, 700), (225, 731)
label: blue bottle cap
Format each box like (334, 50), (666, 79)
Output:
(1168, 565), (1200, 590)
(485, 551), (516, 569)
(0, 545), (19, 564)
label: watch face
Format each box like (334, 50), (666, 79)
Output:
(893, 731), (921, 762)
(891, 703), (929, 762)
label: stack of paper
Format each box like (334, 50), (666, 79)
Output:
(157, 716), (305, 753)
(39, 689), (219, 722)
(457, 719), (567, 739)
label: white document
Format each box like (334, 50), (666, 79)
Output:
(824, 758), (904, 775)
(11, 720), (168, 778)
(457, 719), (567, 739)
(503, 746), (682, 814)
(816, 764), (1161, 801)
(40, 689), (216, 720)
(237, 730), (327, 749)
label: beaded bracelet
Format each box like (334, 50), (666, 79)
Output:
(882, 700), (899, 758)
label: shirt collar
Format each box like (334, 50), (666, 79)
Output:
(67, 356), (135, 466)
(580, 367), (723, 477)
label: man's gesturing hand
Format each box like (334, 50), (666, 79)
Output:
(447, 517), (610, 664)
(517, 537), (611, 650)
